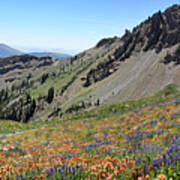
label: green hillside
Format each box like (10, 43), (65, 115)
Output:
(0, 88), (179, 180)
(0, 5), (180, 123)
(0, 3), (179, 180)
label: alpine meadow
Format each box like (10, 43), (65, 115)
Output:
(0, 1), (179, 180)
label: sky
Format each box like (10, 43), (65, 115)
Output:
(0, 0), (179, 55)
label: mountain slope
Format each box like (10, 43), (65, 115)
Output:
(0, 4), (179, 122)
(0, 54), (56, 89)
(78, 4), (180, 104)
(0, 92), (179, 179)
(0, 43), (23, 58)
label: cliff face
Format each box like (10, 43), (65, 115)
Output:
(115, 4), (180, 55)
(83, 4), (180, 87)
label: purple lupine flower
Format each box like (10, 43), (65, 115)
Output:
(58, 168), (63, 175)
(76, 164), (80, 169)
(62, 164), (67, 170)
(143, 164), (147, 173)
(71, 166), (76, 174)
(152, 159), (160, 169)
(163, 154), (168, 165)
(54, 165), (58, 171)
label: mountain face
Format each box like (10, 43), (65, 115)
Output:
(83, 4), (180, 87)
(0, 55), (54, 75)
(29, 52), (70, 60)
(0, 55), (56, 90)
(0, 44), (23, 58)
(0, 4), (179, 122)
(79, 4), (180, 105)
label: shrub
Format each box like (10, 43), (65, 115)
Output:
(156, 84), (178, 97)
(47, 87), (54, 104)
(40, 73), (49, 84)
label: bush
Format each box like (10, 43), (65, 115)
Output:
(156, 84), (178, 97)
(47, 87), (54, 104)
(40, 73), (49, 84)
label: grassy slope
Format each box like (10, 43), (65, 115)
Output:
(3, 36), (178, 123)
(25, 46), (180, 122)
(0, 85), (179, 134)
(18, 43), (118, 121)
(0, 87), (179, 180)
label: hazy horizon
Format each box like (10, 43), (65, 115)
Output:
(0, 0), (179, 55)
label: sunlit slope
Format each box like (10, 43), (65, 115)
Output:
(0, 93), (179, 179)
(0, 4), (179, 122)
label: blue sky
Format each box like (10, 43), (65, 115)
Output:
(0, 0), (179, 54)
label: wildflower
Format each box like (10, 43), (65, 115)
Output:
(58, 168), (63, 175)
(145, 175), (150, 180)
(122, 163), (127, 168)
(126, 173), (129, 178)
(138, 177), (145, 180)
(132, 170), (137, 180)
(148, 165), (152, 171)
(120, 167), (125, 172)
(113, 167), (118, 176)
(156, 174), (166, 180)
(107, 173), (113, 180)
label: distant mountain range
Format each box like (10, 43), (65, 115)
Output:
(0, 44), (22, 58)
(28, 52), (70, 59)
(0, 44), (70, 59)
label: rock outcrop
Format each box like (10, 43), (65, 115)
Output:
(0, 55), (53, 75)
(83, 4), (180, 87)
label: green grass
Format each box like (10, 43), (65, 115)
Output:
(62, 84), (180, 121)
(0, 84), (179, 135)
(0, 85), (179, 179)
(28, 72), (76, 98)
